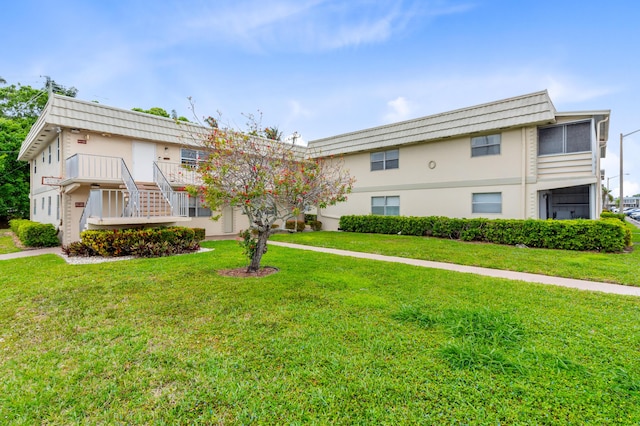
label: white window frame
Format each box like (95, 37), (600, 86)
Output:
(188, 196), (213, 217)
(471, 134), (501, 157)
(181, 148), (209, 166)
(538, 120), (592, 156)
(472, 192), (502, 214)
(370, 149), (399, 171)
(371, 196), (400, 216)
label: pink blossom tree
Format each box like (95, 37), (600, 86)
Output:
(191, 125), (354, 272)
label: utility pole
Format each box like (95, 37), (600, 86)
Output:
(620, 132), (624, 210)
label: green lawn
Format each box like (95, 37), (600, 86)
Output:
(0, 230), (21, 255)
(271, 226), (640, 287)
(1, 239), (639, 424)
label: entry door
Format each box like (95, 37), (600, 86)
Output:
(132, 141), (156, 182)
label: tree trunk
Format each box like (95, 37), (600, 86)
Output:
(247, 230), (269, 272)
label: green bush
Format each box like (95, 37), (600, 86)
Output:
(65, 226), (201, 258)
(285, 220), (306, 232)
(9, 219), (30, 235)
(310, 220), (323, 231)
(600, 211), (626, 222)
(192, 228), (206, 241)
(9, 219), (59, 247)
(339, 215), (630, 253)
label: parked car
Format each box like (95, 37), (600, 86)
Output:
(630, 211), (640, 221)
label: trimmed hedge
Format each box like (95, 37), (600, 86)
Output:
(62, 226), (205, 258)
(285, 220), (307, 232)
(600, 211), (626, 222)
(9, 219), (59, 247)
(339, 215), (631, 253)
(309, 220), (323, 231)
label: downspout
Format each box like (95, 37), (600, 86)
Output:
(595, 117), (609, 217)
(521, 127), (527, 218)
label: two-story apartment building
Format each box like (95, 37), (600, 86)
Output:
(308, 91), (610, 230)
(18, 90), (609, 244)
(18, 94), (248, 245)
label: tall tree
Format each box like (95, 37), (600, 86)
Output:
(0, 78), (77, 221)
(192, 120), (354, 272)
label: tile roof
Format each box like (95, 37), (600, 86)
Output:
(308, 90), (558, 156)
(19, 94), (207, 161)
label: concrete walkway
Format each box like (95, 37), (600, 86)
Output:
(0, 246), (62, 260)
(268, 241), (640, 297)
(2, 241), (638, 297)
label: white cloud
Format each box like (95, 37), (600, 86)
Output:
(384, 96), (412, 122)
(182, 0), (472, 52)
(545, 76), (617, 104)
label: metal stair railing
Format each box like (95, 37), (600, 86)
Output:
(153, 162), (188, 217)
(121, 160), (139, 217)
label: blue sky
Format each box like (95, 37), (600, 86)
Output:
(3, 0), (640, 197)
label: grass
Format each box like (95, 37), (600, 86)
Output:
(1, 239), (639, 424)
(271, 225), (640, 287)
(0, 230), (21, 255)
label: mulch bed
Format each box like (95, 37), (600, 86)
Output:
(217, 266), (279, 278)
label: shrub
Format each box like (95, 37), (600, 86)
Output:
(9, 219), (59, 247)
(304, 214), (318, 223)
(310, 220), (323, 231)
(192, 227), (206, 242)
(285, 220), (306, 232)
(9, 219), (30, 235)
(338, 215), (630, 253)
(61, 241), (97, 257)
(600, 211), (626, 222)
(71, 227), (201, 258)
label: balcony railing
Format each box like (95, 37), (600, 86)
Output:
(80, 188), (189, 230)
(66, 154), (124, 182)
(155, 161), (201, 186)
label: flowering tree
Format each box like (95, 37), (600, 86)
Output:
(191, 126), (354, 272)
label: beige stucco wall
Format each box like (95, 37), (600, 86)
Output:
(318, 129), (529, 230)
(29, 136), (63, 234)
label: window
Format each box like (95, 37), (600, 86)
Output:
(34, 159), (36, 174)
(56, 195), (60, 220)
(188, 196), (212, 217)
(47, 196), (51, 216)
(371, 196), (400, 216)
(41, 197), (45, 211)
(181, 148), (209, 166)
(371, 149), (399, 171)
(471, 134), (501, 157)
(48, 145), (52, 164)
(538, 121), (591, 155)
(472, 192), (502, 214)
(33, 199), (36, 215)
(57, 138), (60, 162)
